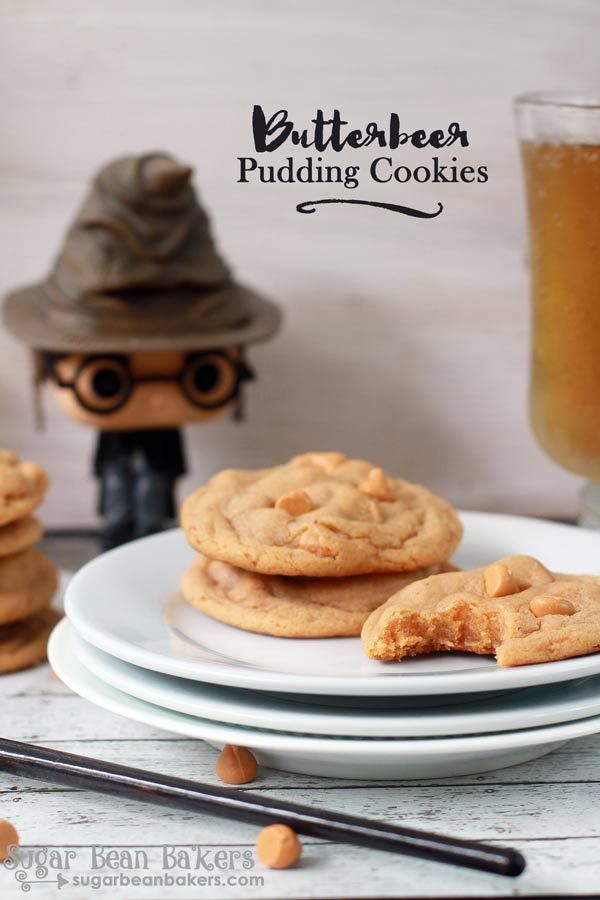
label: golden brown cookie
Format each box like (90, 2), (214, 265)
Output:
(0, 608), (62, 675)
(181, 452), (462, 577)
(0, 450), (49, 527)
(0, 548), (58, 626)
(361, 554), (600, 667)
(182, 552), (456, 637)
(0, 517), (43, 558)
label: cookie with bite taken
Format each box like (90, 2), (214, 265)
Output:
(362, 554), (600, 667)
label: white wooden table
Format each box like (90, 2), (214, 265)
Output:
(1, 534), (599, 899)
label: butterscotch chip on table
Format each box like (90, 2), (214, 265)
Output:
(256, 824), (302, 869)
(215, 744), (258, 784)
(0, 548), (58, 626)
(181, 452), (462, 577)
(0, 818), (19, 861)
(0, 450), (49, 528)
(0, 516), (43, 558)
(361, 554), (600, 667)
(182, 553), (456, 638)
(0, 608), (62, 675)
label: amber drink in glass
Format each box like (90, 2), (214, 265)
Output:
(516, 93), (600, 524)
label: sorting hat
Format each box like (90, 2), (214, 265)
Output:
(3, 153), (280, 351)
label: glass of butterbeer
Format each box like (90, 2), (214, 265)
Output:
(516, 93), (600, 525)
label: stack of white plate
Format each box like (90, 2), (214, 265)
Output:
(50, 511), (600, 780)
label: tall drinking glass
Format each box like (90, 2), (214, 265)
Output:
(515, 93), (600, 525)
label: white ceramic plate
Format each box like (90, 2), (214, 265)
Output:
(49, 618), (600, 779)
(65, 513), (600, 697)
(71, 621), (600, 737)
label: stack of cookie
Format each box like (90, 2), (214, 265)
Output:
(0, 450), (60, 674)
(180, 452), (462, 639)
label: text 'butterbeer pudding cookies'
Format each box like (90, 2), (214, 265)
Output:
(361, 555), (600, 667)
(180, 452), (462, 638)
(0, 450), (60, 673)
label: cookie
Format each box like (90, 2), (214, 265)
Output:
(0, 517), (43, 558)
(0, 548), (58, 626)
(0, 450), (49, 527)
(0, 608), (61, 675)
(181, 452), (462, 577)
(182, 553), (456, 638)
(361, 554), (600, 667)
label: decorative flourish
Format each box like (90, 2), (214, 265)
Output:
(296, 198), (444, 217)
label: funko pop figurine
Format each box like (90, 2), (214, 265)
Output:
(3, 153), (280, 548)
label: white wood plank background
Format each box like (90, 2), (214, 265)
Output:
(2, 0), (599, 526)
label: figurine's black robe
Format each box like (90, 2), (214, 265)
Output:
(94, 428), (186, 518)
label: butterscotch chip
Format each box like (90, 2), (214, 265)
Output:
(298, 451), (346, 472)
(0, 548), (58, 626)
(0, 451), (49, 528)
(0, 819), (19, 861)
(215, 744), (258, 784)
(367, 499), (383, 522)
(0, 517), (43, 559)
(358, 467), (395, 502)
(484, 562), (519, 598)
(182, 553), (456, 638)
(0, 608), (61, 675)
(275, 490), (314, 516)
(362, 555), (600, 667)
(256, 824), (302, 869)
(181, 452), (462, 577)
(296, 525), (338, 558)
(529, 595), (575, 618)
